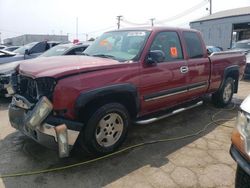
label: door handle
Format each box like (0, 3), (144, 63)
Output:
(180, 66), (189, 73)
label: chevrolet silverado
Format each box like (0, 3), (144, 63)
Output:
(7, 27), (246, 157)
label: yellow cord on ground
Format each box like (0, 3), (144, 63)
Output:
(0, 104), (237, 179)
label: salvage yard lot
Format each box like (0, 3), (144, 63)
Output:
(0, 80), (249, 188)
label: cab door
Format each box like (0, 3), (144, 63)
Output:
(182, 31), (210, 97)
(139, 31), (189, 115)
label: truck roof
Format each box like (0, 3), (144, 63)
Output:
(109, 26), (199, 33)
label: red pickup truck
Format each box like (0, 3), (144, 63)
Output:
(8, 27), (246, 157)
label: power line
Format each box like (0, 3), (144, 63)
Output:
(122, 19), (148, 26)
(156, 0), (208, 24)
(85, 26), (116, 34)
(120, 0), (208, 26)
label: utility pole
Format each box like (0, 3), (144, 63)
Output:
(209, 0), (212, 15)
(67, 33), (69, 41)
(76, 17), (78, 39)
(117, 15), (123, 29)
(150, 18), (155, 27)
(60, 30), (62, 40)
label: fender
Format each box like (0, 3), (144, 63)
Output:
(219, 65), (240, 92)
(75, 83), (140, 118)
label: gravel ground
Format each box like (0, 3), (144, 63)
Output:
(0, 80), (249, 188)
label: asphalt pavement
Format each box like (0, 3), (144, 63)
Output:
(0, 80), (249, 188)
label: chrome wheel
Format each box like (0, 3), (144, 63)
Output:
(223, 83), (232, 102)
(95, 113), (124, 147)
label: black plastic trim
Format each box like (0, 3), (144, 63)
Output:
(144, 85), (188, 101)
(230, 144), (250, 176)
(188, 81), (207, 90)
(219, 65), (240, 92)
(144, 81), (207, 101)
(45, 116), (84, 131)
(75, 83), (140, 118)
(136, 98), (202, 122)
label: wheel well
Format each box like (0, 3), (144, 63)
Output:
(78, 92), (138, 123)
(226, 70), (239, 93)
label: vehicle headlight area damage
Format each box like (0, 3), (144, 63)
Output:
(7, 74), (81, 158)
(237, 110), (250, 156)
(0, 72), (15, 97)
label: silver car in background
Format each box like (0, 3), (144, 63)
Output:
(231, 39), (250, 78)
(39, 42), (91, 57)
(0, 41), (61, 96)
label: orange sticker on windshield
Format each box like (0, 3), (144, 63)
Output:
(100, 40), (109, 46)
(170, 47), (178, 58)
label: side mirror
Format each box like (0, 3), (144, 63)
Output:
(24, 49), (30, 55)
(146, 50), (165, 64)
(207, 49), (212, 56)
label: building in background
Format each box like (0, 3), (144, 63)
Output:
(3, 34), (69, 46)
(190, 6), (250, 50)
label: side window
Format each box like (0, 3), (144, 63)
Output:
(74, 47), (86, 54)
(30, 42), (47, 53)
(183, 32), (204, 58)
(150, 32), (183, 62)
(66, 47), (86, 55)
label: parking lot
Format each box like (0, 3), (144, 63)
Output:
(0, 80), (249, 188)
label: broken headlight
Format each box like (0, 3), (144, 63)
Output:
(237, 110), (250, 155)
(25, 96), (53, 130)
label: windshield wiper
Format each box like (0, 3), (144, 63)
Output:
(92, 54), (116, 59)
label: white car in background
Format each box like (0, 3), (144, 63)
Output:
(231, 95), (250, 187)
(231, 39), (250, 78)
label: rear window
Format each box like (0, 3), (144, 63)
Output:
(183, 32), (204, 58)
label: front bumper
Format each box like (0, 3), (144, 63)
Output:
(9, 95), (83, 157)
(230, 144), (250, 176)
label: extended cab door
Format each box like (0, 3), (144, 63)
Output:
(182, 31), (210, 97)
(139, 31), (190, 115)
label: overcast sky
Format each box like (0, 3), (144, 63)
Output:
(0, 0), (250, 42)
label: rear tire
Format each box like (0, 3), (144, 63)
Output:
(235, 165), (250, 188)
(212, 77), (234, 107)
(79, 103), (130, 155)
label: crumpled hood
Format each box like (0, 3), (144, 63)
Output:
(19, 56), (123, 78)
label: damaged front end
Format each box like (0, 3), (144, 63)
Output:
(8, 74), (81, 158)
(0, 73), (14, 97)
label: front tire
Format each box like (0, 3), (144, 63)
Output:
(235, 165), (250, 188)
(80, 103), (130, 155)
(212, 77), (234, 107)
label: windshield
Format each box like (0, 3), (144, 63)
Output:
(232, 41), (250, 49)
(13, 42), (38, 55)
(40, 45), (71, 57)
(84, 30), (150, 62)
